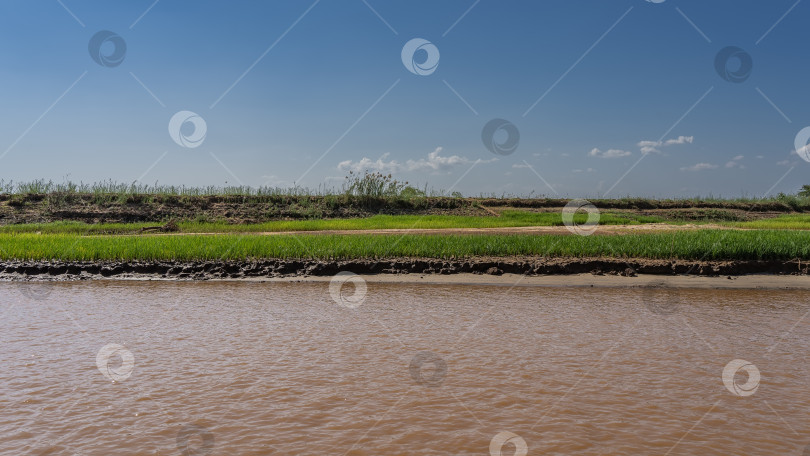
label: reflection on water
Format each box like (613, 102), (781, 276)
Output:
(1, 280), (808, 455)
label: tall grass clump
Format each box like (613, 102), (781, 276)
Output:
(343, 171), (413, 198)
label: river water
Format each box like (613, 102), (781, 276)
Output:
(1, 280), (808, 455)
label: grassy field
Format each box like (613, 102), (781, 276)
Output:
(2, 180), (810, 265)
(0, 211), (667, 235)
(727, 214), (810, 230)
(4, 210), (810, 236)
(1, 230), (809, 261)
(2, 178), (810, 270)
(1, 210), (809, 265)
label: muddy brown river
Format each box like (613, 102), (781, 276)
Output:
(1, 280), (808, 455)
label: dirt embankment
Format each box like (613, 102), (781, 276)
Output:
(481, 197), (804, 212)
(2, 257), (809, 281)
(0, 194), (487, 224)
(0, 193), (802, 225)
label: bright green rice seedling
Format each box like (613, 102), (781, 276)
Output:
(1, 230), (808, 261)
(0, 211), (664, 235)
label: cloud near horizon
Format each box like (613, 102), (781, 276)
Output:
(588, 148), (631, 159)
(589, 136), (694, 159)
(337, 147), (495, 174)
(638, 135), (694, 155)
(725, 155), (745, 169)
(680, 162), (718, 172)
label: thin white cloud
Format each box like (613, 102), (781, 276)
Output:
(725, 155), (745, 168)
(591, 136), (694, 159)
(512, 163), (531, 169)
(260, 175), (294, 187)
(588, 148), (631, 159)
(664, 136), (694, 146)
(680, 162), (718, 172)
(405, 147), (488, 171)
(337, 147), (494, 174)
(638, 136), (694, 155)
(781, 150), (801, 166)
(637, 141), (659, 155)
(338, 154), (400, 173)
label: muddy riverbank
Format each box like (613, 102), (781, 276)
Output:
(2, 256), (808, 281)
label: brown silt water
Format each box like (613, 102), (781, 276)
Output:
(1, 281), (808, 455)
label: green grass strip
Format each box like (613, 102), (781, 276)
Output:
(0, 230), (808, 261)
(727, 214), (810, 230)
(0, 211), (664, 235)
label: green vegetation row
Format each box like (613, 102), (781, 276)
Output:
(3, 212), (810, 235)
(726, 214), (810, 230)
(0, 211), (666, 235)
(2, 230), (809, 261)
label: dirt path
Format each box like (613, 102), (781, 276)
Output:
(147, 223), (735, 237)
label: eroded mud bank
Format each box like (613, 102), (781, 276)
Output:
(1, 256), (808, 281)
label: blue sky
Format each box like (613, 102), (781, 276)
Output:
(0, 0), (808, 198)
